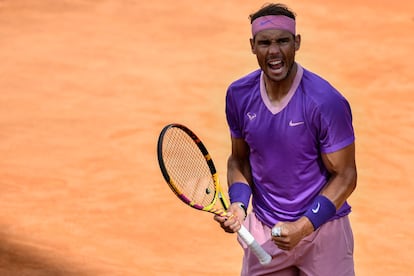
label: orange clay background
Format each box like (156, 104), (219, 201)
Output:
(0, 1), (413, 275)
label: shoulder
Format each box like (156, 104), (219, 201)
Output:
(226, 69), (261, 110)
(300, 68), (350, 111)
(299, 68), (354, 142)
(227, 69), (261, 93)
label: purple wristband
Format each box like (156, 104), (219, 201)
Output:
(303, 195), (336, 230)
(228, 182), (252, 209)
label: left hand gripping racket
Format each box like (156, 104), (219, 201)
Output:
(157, 123), (272, 265)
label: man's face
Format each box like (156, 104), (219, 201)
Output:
(250, 29), (300, 82)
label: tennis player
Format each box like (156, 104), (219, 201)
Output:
(214, 3), (357, 275)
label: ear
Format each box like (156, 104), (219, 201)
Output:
(250, 38), (256, 54)
(294, 34), (301, 51)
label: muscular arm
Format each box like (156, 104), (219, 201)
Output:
(227, 137), (253, 186)
(320, 142), (357, 208)
(273, 142), (357, 250)
(213, 137), (252, 233)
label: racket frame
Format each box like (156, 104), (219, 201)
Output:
(157, 123), (272, 265)
(157, 123), (228, 214)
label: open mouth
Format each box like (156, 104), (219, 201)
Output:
(268, 60), (284, 72)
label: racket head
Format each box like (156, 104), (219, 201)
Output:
(157, 123), (229, 215)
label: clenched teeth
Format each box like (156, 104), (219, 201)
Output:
(269, 60), (282, 66)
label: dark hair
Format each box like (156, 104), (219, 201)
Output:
(249, 3), (296, 23)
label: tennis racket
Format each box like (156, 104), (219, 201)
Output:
(157, 123), (272, 265)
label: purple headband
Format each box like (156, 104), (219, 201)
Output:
(251, 15), (296, 36)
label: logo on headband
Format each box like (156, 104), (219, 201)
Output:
(259, 19), (273, 26)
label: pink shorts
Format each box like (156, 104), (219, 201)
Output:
(238, 214), (354, 276)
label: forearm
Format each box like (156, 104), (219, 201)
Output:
(302, 144), (357, 231)
(301, 171), (356, 232)
(227, 154), (253, 186)
(227, 152), (253, 213)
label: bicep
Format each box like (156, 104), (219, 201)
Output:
(321, 143), (357, 206)
(321, 143), (356, 175)
(230, 137), (249, 160)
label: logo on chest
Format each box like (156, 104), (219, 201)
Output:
(289, 120), (304, 127)
(247, 112), (257, 121)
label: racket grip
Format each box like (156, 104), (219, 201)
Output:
(237, 225), (272, 265)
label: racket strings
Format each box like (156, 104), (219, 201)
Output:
(162, 128), (216, 207)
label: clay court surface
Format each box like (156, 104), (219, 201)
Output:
(0, 0), (413, 275)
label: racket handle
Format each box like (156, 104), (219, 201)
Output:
(237, 225), (272, 265)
